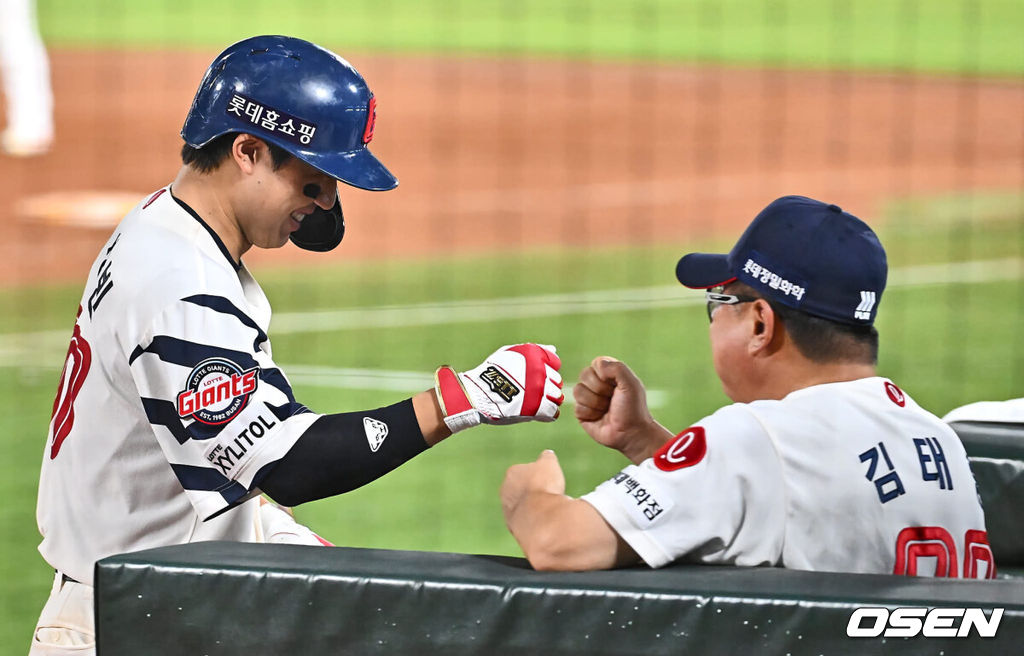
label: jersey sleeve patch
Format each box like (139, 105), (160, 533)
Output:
(884, 380), (906, 407)
(176, 357), (259, 426)
(653, 426), (707, 472)
(200, 403), (281, 479)
(601, 469), (675, 527)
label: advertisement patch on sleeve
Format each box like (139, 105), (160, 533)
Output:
(654, 426), (707, 472)
(884, 381), (906, 407)
(606, 470), (674, 527)
(202, 410), (279, 479)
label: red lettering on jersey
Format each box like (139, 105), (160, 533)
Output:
(143, 188), (167, 209)
(200, 384), (219, 408)
(362, 96), (377, 144)
(240, 369), (258, 394)
(884, 381), (906, 407)
(654, 427), (707, 472)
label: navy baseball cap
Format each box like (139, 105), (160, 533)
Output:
(675, 196), (887, 325)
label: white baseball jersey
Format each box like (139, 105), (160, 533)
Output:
(583, 377), (995, 578)
(0, 0), (54, 144)
(36, 187), (320, 585)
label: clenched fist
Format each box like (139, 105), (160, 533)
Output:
(573, 356), (673, 463)
(435, 343), (564, 434)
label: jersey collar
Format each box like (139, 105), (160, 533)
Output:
(169, 189), (242, 271)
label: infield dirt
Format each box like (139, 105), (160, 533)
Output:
(1, 49), (1022, 286)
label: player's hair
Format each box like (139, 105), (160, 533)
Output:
(728, 282), (879, 364)
(180, 132), (293, 173)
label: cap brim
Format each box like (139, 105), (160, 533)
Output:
(675, 253), (735, 289)
(303, 147), (398, 191)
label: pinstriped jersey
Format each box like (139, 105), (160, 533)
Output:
(583, 378), (994, 578)
(36, 186), (319, 585)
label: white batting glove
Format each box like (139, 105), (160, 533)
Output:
(434, 343), (564, 434)
(257, 498), (333, 547)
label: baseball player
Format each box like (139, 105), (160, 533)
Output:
(501, 196), (994, 578)
(0, 0), (53, 156)
(30, 36), (564, 655)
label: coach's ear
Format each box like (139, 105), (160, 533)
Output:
(747, 299), (782, 356)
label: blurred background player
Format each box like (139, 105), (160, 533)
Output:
(30, 35), (563, 655)
(501, 196), (993, 578)
(0, 0), (54, 156)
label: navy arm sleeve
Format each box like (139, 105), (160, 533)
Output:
(259, 399), (428, 507)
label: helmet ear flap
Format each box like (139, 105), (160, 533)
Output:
(288, 197), (345, 252)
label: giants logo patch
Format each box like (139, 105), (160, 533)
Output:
(177, 358), (258, 425)
(654, 427), (707, 472)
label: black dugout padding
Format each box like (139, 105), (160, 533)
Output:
(953, 420), (1024, 565)
(95, 541), (1023, 656)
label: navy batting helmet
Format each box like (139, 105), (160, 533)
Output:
(181, 35), (397, 191)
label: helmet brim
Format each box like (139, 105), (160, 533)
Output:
(303, 146), (398, 192)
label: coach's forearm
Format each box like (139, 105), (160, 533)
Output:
(505, 493), (635, 571)
(620, 419), (676, 465)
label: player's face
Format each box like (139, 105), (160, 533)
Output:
(239, 150), (339, 250)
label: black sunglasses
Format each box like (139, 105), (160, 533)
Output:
(705, 287), (758, 322)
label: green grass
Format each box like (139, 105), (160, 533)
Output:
(6, 0), (1022, 647)
(37, 0), (1024, 75)
(2, 197), (1023, 647)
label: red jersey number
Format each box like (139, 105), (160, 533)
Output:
(49, 308), (92, 459)
(893, 526), (996, 579)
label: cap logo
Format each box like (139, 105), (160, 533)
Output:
(362, 96), (377, 144)
(226, 92), (318, 147)
(741, 257), (807, 301)
(855, 291), (876, 321)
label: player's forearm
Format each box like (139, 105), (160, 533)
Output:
(260, 399), (429, 506)
(505, 493), (627, 571)
(412, 388), (452, 446)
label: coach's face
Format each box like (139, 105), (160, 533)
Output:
(708, 285), (766, 403)
(235, 140), (338, 250)
(709, 304), (747, 402)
